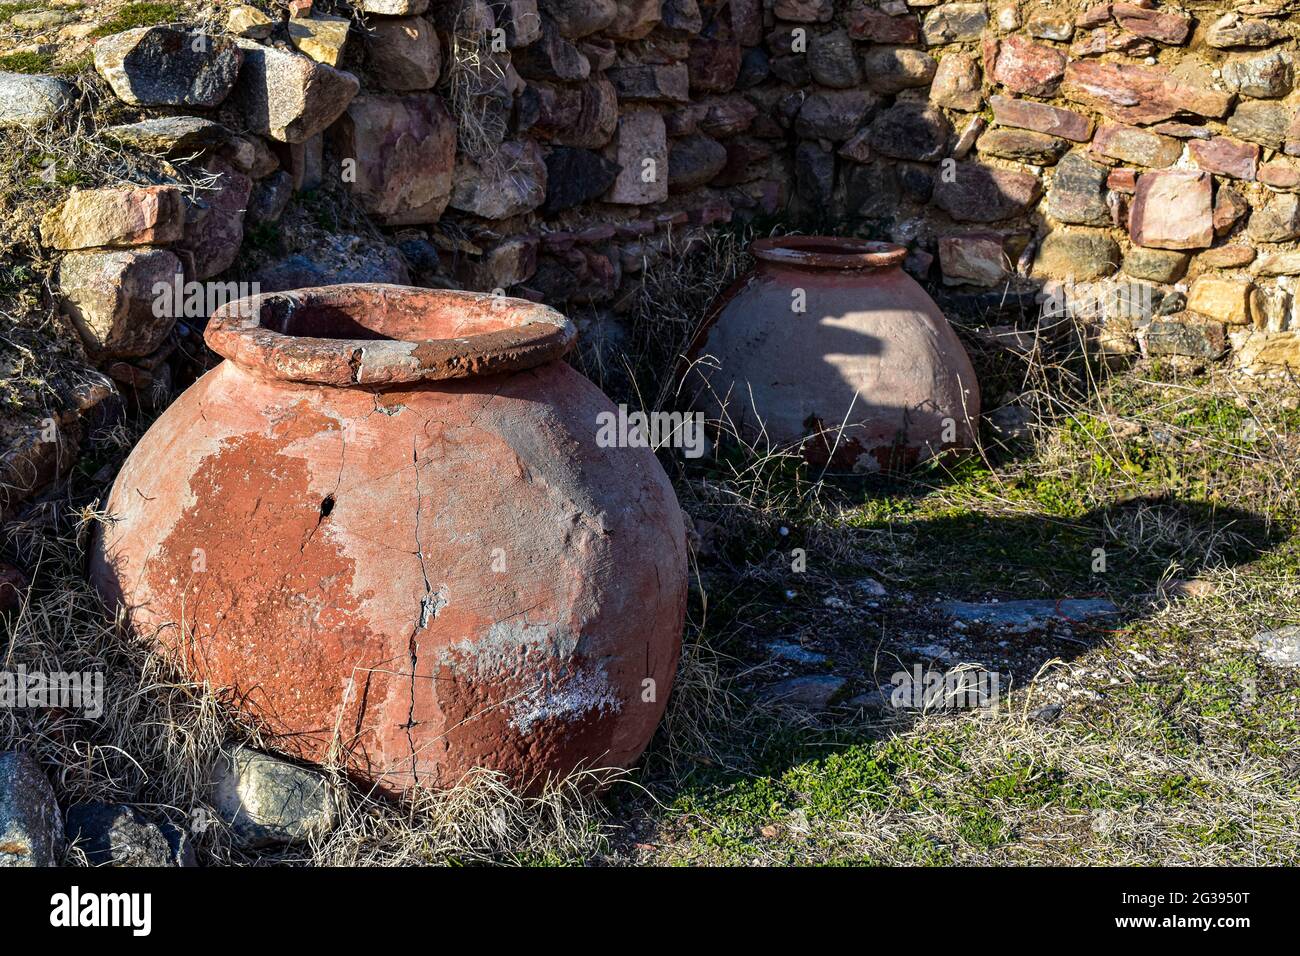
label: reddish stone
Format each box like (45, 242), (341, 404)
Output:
(521, 76), (619, 149)
(1151, 121), (1212, 139)
(1075, 3), (1113, 29)
(1199, 244), (1256, 269)
(985, 34), (1066, 97)
(1214, 187), (1250, 237)
(1129, 170), (1213, 249)
(847, 5), (920, 43)
(687, 19), (740, 93)
(1259, 160), (1300, 190)
(1070, 27), (1158, 58)
(179, 156), (251, 279)
(1189, 137), (1260, 181)
(39, 185), (184, 251)
(1064, 60), (1235, 125)
(92, 285), (688, 795)
(1111, 3), (1192, 44)
(1107, 167), (1138, 193)
(332, 93), (456, 226)
(990, 95), (1093, 142)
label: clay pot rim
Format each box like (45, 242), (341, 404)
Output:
(205, 284), (577, 388)
(751, 236), (908, 270)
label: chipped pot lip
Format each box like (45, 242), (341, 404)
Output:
(205, 283), (577, 388)
(751, 236), (908, 271)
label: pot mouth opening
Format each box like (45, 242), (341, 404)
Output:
(751, 236), (908, 270)
(205, 284), (576, 387)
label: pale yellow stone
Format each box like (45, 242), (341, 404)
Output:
(1186, 276), (1254, 325)
(227, 4), (275, 39)
(1232, 331), (1300, 374)
(288, 14), (351, 67)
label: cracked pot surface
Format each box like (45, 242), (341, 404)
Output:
(90, 284), (687, 793)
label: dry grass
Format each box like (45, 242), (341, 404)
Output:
(4, 178), (1300, 866)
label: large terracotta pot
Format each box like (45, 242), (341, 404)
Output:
(685, 237), (981, 470)
(90, 284), (687, 794)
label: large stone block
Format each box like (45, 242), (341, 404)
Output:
(939, 233), (1007, 287)
(990, 95), (1092, 142)
(178, 155), (253, 280)
(1248, 194), (1300, 243)
(932, 162), (1040, 222)
(603, 109), (668, 204)
(868, 101), (951, 161)
(0, 71), (75, 127)
(514, 18), (588, 81)
(518, 76), (618, 148)
(40, 186), (184, 251)
(607, 63), (689, 102)
(94, 27), (241, 107)
(1090, 123), (1181, 168)
(930, 52), (981, 111)
(1063, 60), (1234, 125)
(1186, 276), (1254, 325)
(606, 0), (662, 39)
(1032, 228), (1119, 280)
(365, 16), (442, 90)
(978, 128), (1066, 165)
(1047, 151), (1110, 226)
(0, 751), (63, 867)
(798, 90), (878, 142)
(333, 94), (457, 225)
(542, 146), (619, 214)
(1128, 170), (1213, 250)
(922, 3), (988, 45)
(227, 40), (359, 143)
(538, 0), (616, 37)
(985, 34), (1065, 97)
(58, 249), (183, 359)
(864, 46), (936, 94)
(450, 138), (547, 218)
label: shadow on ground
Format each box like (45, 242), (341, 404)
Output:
(624, 494), (1283, 824)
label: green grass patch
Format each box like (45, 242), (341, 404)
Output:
(0, 1), (37, 23)
(89, 2), (185, 37)
(0, 50), (53, 74)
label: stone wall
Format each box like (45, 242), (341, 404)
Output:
(7, 0), (1300, 427)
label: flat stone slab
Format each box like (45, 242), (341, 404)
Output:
(766, 675), (847, 709)
(1253, 625), (1300, 667)
(939, 598), (1119, 633)
(767, 641), (829, 665)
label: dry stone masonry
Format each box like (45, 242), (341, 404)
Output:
(2, 0), (1300, 463)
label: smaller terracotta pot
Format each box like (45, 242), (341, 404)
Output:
(684, 236), (981, 470)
